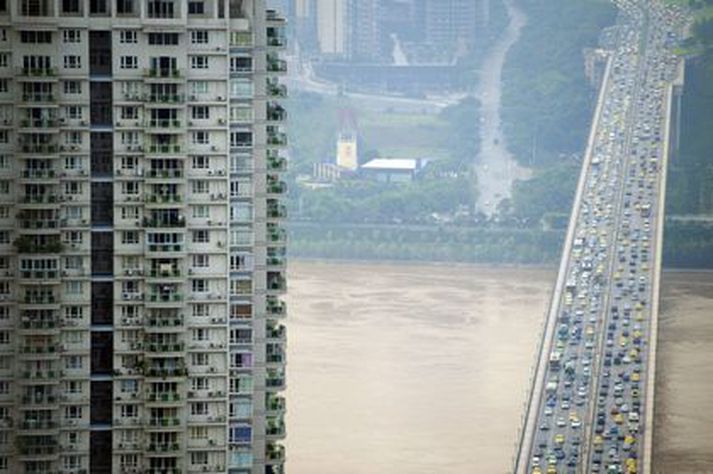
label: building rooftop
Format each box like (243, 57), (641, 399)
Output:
(361, 158), (421, 171)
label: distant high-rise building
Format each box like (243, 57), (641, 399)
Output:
(424, 0), (483, 58)
(348, 0), (382, 62)
(0, 1), (287, 473)
(316, 0), (349, 56)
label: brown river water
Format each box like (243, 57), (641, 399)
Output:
(284, 261), (713, 474)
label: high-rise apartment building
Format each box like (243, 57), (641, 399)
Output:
(0, 1), (287, 474)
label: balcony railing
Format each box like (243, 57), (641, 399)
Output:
(143, 217), (185, 228)
(147, 316), (184, 327)
(21, 93), (55, 103)
(267, 132), (287, 147)
(147, 243), (184, 253)
(145, 194), (182, 204)
(147, 145), (182, 155)
(146, 168), (183, 178)
(266, 58), (287, 74)
(18, 67), (58, 77)
(267, 204), (287, 219)
(144, 68), (182, 78)
(148, 119), (182, 128)
(21, 169), (57, 179)
(20, 119), (59, 128)
(148, 293), (183, 303)
(147, 392), (181, 402)
(147, 94), (184, 104)
(145, 342), (184, 352)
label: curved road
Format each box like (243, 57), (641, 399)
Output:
(475, 0), (531, 216)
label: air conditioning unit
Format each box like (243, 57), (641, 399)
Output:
(208, 169), (214, 176)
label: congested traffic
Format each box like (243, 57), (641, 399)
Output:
(517, 1), (687, 473)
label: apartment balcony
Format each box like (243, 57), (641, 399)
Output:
(19, 118), (60, 131)
(20, 370), (61, 381)
(19, 318), (59, 330)
(21, 394), (58, 406)
(18, 144), (59, 155)
(266, 202), (287, 220)
(146, 120), (184, 133)
(146, 442), (181, 453)
(18, 344), (60, 356)
(147, 94), (185, 104)
(145, 342), (185, 354)
(20, 93), (56, 104)
(147, 268), (182, 280)
(267, 152), (287, 172)
(146, 315), (184, 328)
(266, 443), (286, 464)
(266, 9), (287, 24)
(267, 225), (287, 244)
(266, 56), (287, 75)
(147, 418), (182, 429)
(146, 242), (185, 254)
(17, 444), (58, 457)
(186, 390), (225, 400)
(146, 145), (183, 156)
(187, 414), (226, 425)
(267, 131), (287, 148)
(20, 269), (60, 281)
(266, 421), (286, 440)
(266, 104), (287, 122)
(16, 67), (59, 79)
(18, 219), (61, 231)
(266, 79), (287, 99)
(267, 32), (287, 49)
(143, 217), (186, 229)
(146, 167), (183, 178)
(266, 179), (287, 197)
(20, 169), (59, 180)
(266, 394), (286, 415)
(266, 373), (286, 391)
(266, 324), (286, 343)
(146, 391), (181, 403)
(266, 297), (286, 319)
(144, 194), (182, 206)
(143, 68), (183, 81)
(144, 367), (188, 378)
(19, 419), (58, 431)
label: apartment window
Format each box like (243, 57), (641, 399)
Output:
(192, 156), (209, 169)
(192, 280), (208, 293)
(191, 31), (208, 44)
(230, 56), (252, 73)
(192, 205), (209, 219)
(191, 106), (209, 120)
(191, 377), (208, 391)
(191, 180), (208, 194)
(192, 230), (209, 243)
(231, 106), (253, 122)
(63, 29), (81, 43)
(121, 107), (138, 120)
(192, 81), (209, 94)
(122, 231), (139, 244)
(120, 56), (138, 69)
(66, 106), (82, 119)
(65, 131), (82, 145)
(21, 0), (52, 16)
(65, 405), (83, 419)
(121, 207), (139, 220)
(192, 131), (209, 145)
(148, 33), (179, 45)
(64, 81), (82, 94)
(65, 306), (83, 319)
(64, 55), (82, 69)
(190, 427), (208, 439)
(190, 402), (208, 416)
(65, 355), (83, 369)
(191, 353), (208, 366)
(62, 0), (80, 14)
(192, 254), (209, 267)
(90, 0), (108, 14)
(116, 0), (134, 14)
(192, 304), (208, 318)
(191, 452), (208, 466)
(119, 31), (137, 44)
(0, 79), (7, 93)
(65, 280), (82, 295)
(231, 79), (253, 98)
(64, 156), (82, 170)
(188, 1), (204, 15)
(20, 31), (52, 43)
(121, 405), (138, 418)
(65, 181), (81, 195)
(0, 54), (7, 68)
(148, 0), (176, 18)
(229, 426), (252, 443)
(191, 56), (209, 69)
(63, 456), (81, 470)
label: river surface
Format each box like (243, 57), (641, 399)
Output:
(284, 261), (713, 473)
(475, 0), (532, 215)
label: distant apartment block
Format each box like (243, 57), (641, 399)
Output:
(0, 1), (287, 473)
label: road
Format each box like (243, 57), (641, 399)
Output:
(475, 0), (531, 216)
(514, 1), (688, 473)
